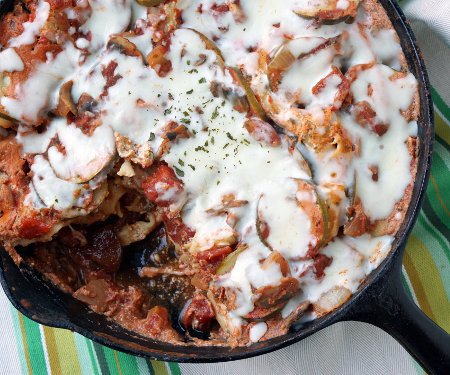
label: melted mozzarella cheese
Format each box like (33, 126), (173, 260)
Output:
(8, 0), (418, 329)
(79, 0), (131, 53)
(281, 234), (392, 318)
(259, 189), (312, 259)
(1, 43), (81, 123)
(31, 155), (90, 211)
(279, 46), (335, 106)
(178, 0), (346, 76)
(343, 23), (402, 70)
(0, 48), (24, 72)
(8, 0), (50, 48)
(342, 64), (417, 220)
(249, 322), (268, 342)
(47, 123), (115, 183)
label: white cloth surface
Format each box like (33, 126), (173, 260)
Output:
(180, 322), (419, 375)
(402, 0), (450, 103)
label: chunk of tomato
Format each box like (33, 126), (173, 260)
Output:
(142, 164), (183, 207)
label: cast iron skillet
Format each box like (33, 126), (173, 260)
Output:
(0, 0), (449, 373)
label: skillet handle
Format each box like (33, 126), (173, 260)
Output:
(345, 254), (450, 374)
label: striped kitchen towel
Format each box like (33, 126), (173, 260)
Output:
(0, 0), (448, 374)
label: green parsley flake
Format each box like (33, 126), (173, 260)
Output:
(211, 106), (219, 120)
(174, 166), (185, 177)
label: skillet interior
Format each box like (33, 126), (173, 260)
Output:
(0, 0), (433, 363)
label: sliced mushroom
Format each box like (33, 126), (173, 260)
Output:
(107, 35), (145, 62)
(243, 303), (284, 321)
(253, 277), (300, 309)
(146, 44), (172, 77)
(55, 80), (77, 117)
(0, 111), (17, 128)
(293, 0), (360, 21)
(136, 0), (165, 6)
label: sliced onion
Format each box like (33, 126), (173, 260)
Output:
(313, 286), (351, 316)
(294, 179), (330, 251)
(187, 29), (225, 67)
(117, 218), (158, 246)
(268, 44), (296, 73)
(261, 251), (290, 277)
(282, 136), (313, 177)
(74, 279), (111, 310)
(206, 290), (241, 339)
(227, 67), (268, 120)
(256, 196), (274, 251)
(216, 244), (248, 275)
